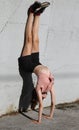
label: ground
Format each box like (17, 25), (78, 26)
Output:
(0, 101), (79, 130)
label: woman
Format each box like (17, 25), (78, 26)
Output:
(18, 1), (55, 124)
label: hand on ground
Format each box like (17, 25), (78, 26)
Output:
(43, 115), (52, 119)
(32, 120), (41, 124)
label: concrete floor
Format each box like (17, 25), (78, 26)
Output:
(0, 102), (79, 130)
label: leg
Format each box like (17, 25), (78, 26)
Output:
(32, 15), (40, 53)
(21, 13), (34, 56)
(21, 1), (50, 55)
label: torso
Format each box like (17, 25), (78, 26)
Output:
(34, 65), (51, 99)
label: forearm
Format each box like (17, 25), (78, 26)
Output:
(38, 104), (43, 123)
(50, 85), (56, 118)
(50, 103), (55, 118)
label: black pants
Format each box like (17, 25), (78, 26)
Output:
(18, 52), (41, 111)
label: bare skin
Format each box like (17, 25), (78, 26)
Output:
(34, 65), (55, 124)
(20, 10), (55, 124)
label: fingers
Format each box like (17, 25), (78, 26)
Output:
(43, 115), (52, 119)
(32, 120), (41, 124)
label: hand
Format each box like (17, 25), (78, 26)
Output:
(43, 115), (52, 120)
(32, 120), (41, 124)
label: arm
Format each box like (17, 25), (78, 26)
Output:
(43, 84), (55, 119)
(37, 89), (43, 123)
(34, 86), (43, 124)
(49, 85), (56, 118)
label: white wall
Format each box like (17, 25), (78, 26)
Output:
(0, 0), (79, 116)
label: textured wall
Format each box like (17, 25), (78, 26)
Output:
(0, 0), (79, 116)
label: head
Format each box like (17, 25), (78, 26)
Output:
(31, 88), (38, 110)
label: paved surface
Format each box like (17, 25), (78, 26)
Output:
(0, 103), (79, 130)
